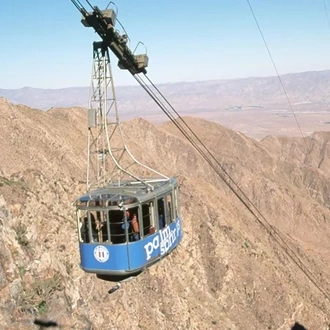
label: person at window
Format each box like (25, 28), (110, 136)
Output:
(131, 213), (140, 241)
(121, 210), (131, 243)
(121, 210), (140, 241)
(90, 213), (99, 242)
(80, 217), (89, 243)
(159, 214), (165, 230)
(121, 211), (130, 228)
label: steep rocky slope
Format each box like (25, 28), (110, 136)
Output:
(0, 98), (330, 329)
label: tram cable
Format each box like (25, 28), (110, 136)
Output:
(132, 71), (330, 303)
(324, 0), (330, 32)
(246, 0), (308, 149)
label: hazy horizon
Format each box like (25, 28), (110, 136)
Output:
(1, 68), (330, 91)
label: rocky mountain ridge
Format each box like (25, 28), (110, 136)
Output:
(0, 97), (330, 329)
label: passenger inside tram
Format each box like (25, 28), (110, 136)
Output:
(123, 209), (140, 242)
(157, 198), (165, 230)
(158, 214), (165, 230)
(80, 216), (89, 243)
(90, 213), (99, 242)
(131, 213), (140, 241)
(79, 213), (98, 243)
(80, 206), (147, 244)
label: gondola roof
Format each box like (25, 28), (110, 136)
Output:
(77, 177), (177, 206)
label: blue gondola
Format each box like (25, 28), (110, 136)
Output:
(75, 179), (182, 275)
(71, 3), (183, 277)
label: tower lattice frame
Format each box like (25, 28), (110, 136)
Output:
(86, 41), (169, 192)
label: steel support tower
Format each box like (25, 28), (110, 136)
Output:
(86, 41), (168, 191)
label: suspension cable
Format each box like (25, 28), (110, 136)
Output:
(70, 0), (83, 11)
(324, 0), (330, 32)
(133, 72), (330, 302)
(85, 0), (94, 10)
(246, 0), (308, 149)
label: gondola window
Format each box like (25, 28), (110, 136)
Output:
(157, 197), (165, 229)
(142, 203), (153, 237)
(165, 194), (173, 225)
(174, 187), (179, 219)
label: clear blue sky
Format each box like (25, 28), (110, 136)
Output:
(1, 0), (330, 89)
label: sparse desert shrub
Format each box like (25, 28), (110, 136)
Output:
(0, 177), (14, 187)
(242, 240), (250, 249)
(12, 221), (30, 248)
(18, 266), (26, 276)
(0, 176), (27, 190)
(16, 273), (64, 315)
(64, 260), (73, 275)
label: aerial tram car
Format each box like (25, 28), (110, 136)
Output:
(71, 1), (182, 276)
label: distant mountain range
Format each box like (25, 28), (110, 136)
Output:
(1, 70), (330, 114)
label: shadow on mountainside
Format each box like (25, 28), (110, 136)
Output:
(31, 318), (308, 329)
(291, 322), (307, 330)
(96, 271), (142, 284)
